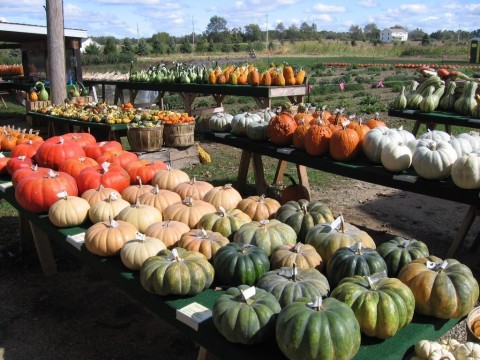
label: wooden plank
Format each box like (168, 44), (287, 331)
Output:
(237, 150), (252, 194)
(138, 146), (199, 169)
(447, 205), (477, 258)
(252, 153), (267, 195)
(29, 220), (58, 277)
(273, 160), (287, 185)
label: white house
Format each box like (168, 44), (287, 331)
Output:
(380, 27), (408, 43)
(80, 37), (100, 53)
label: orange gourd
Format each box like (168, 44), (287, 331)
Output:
(248, 68), (260, 86)
(304, 119), (333, 156)
(295, 68), (306, 85)
(283, 64), (296, 85)
(267, 112), (298, 146)
(329, 125), (360, 161)
(29, 91), (38, 102)
(260, 71), (272, 86)
(237, 71), (248, 85)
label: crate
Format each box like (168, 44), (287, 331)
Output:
(163, 123), (195, 148)
(26, 100), (52, 111)
(70, 96), (94, 105)
(138, 145), (199, 169)
(127, 125), (164, 152)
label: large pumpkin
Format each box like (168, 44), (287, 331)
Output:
(197, 206), (251, 240)
(231, 112), (262, 136)
(83, 140), (123, 160)
(267, 112), (297, 146)
(412, 140), (458, 180)
(163, 197), (216, 229)
(35, 136), (86, 170)
(115, 199), (163, 233)
(84, 217), (138, 256)
(362, 126), (403, 164)
(376, 237), (429, 277)
(202, 183), (242, 210)
(96, 149), (138, 168)
(140, 247), (214, 296)
(398, 256), (479, 319)
(75, 162), (131, 195)
(270, 242), (323, 271)
(173, 176), (214, 200)
(235, 194), (280, 221)
(137, 186), (181, 213)
(331, 274), (415, 339)
(58, 157), (99, 179)
(10, 140), (43, 159)
(62, 132), (97, 147)
(329, 125), (360, 161)
(11, 165), (52, 186)
(48, 194), (90, 228)
(150, 166), (190, 191)
(6, 156), (34, 176)
(144, 219), (190, 249)
(451, 153), (480, 189)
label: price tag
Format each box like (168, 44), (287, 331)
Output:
(241, 286), (256, 301)
(176, 302), (212, 331)
(66, 232), (85, 251)
(102, 162), (111, 172)
(330, 215), (343, 231)
(56, 190), (68, 198)
(403, 110), (415, 114)
(277, 148), (294, 155)
(341, 120), (350, 127)
(393, 174), (417, 183)
(214, 132), (230, 138)
(426, 261), (437, 269)
(366, 271), (387, 286)
(109, 191), (120, 200)
(135, 232), (146, 240)
(279, 266), (298, 278)
(307, 297), (323, 309)
(0, 181), (13, 192)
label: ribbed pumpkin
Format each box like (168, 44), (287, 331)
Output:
(177, 228), (229, 260)
(150, 166), (190, 191)
(270, 242), (323, 271)
(140, 247), (214, 296)
(75, 162), (131, 195)
(213, 243), (270, 286)
(173, 176), (214, 200)
(365, 112), (387, 129)
(398, 256), (479, 319)
(236, 194), (280, 221)
(163, 197), (216, 229)
(48, 194), (90, 228)
(246, 118), (269, 142)
(96, 149), (138, 168)
(292, 119), (310, 150)
(329, 125), (360, 161)
(137, 185), (181, 213)
(10, 139), (43, 159)
(125, 159), (168, 185)
(202, 183), (242, 210)
(331, 274), (415, 339)
(120, 234), (167, 270)
(144, 219), (190, 249)
(231, 112), (262, 136)
(362, 126), (403, 164)
(376, 237), (429, 277)
(267, 112), (297, 146)
(451, 153), (480, 189)
(6, 156), (34, 176)
(81, 184), (121, 207)
(197, 206), (251, 240)
(412, 140), (458, 180)
(304, 118), (333, 156)
(85, 217), (138, 256)
(276, 297), (361, 360)
(58, 157), (99, 179)
(347, 120), (370, 144)
(115, 199), (162, 233)
(83, 140), (123, 160)
(35, 136), (86, 170)
(88, 192), (130, 224)
(208, 112), (233, 133)
(11, 165), (52, 186)
(257, 266), (330, 307)
(212, 285), (281, 345)
(233, 219), (297, 256)
(121, 180), (154, 204)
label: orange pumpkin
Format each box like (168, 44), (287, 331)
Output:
(329, 125), (360, 161)
(29, 91), (38, 102)
(267, 112), (298, 146)
(260, 71), (272, 86)
(280, 174), (310, 204)
(346, 119), (370, 144)
(248, 68), (260, 86)
(304, 119), (333, 156)
(365, 112), (387, 129)
(294, 113), (314, 125)
(292, 119), (310, 151)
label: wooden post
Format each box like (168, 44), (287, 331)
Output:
(46, 0), (67, 106)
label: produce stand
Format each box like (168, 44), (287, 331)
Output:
(204, 131), (480, 258)
(0, 178), (463, 360)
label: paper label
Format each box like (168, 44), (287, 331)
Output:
(341, 120), (350, 127)
(279, 266), (298, 278)
(176, 302), (212, 331)
(393, 174), (417, 183)
(109, 191), (120, 200)
(277, 148), (294, 154)
(135, 232), (146, 240)
(241, 286), (256, 301)
(66, 232), (85, 251)
(102, 162), (110, 172)
(426, 261), (437, 269)
(366, 271), (387, 286)
(307, 297), (323, 309)
(330, 215), (343, 231)
(0, 181), (13, 192)
(56, 190), (68, 198)
(0, 152), (4, 158)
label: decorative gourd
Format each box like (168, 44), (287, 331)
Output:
(233, 219), (297, 256)
(392, 86), (407, 110)
(428, 348), (455, 360)
(255, 108), (276, 123)
(35, 136), (86, 170)
(137, 185), (181, 213)
(275, 199), (334, 243)
(140, 247), (214, 296)
(376, 237), (429, 277)
(75, 162), (131, 195)
(231, 112), (262, 136)
(473, 95), (480, 119)
(235, 194), (280, 221)
(398, 256), (479, 318)
(88, 192), (130, 223)
(331, 273), (415, 339)
(125, 160), (167, 185)
(304, 118), (332, 156)
(438, 81), (457, 112)
(81, 184), (120, 207)
(208, 112), (233, 132)
(267, 112), (297, 146)
(362, 126), (403, 163)
(177, 228), (229, 260)
(452, 153), (480, 189)
(173, 176), (214, 200)
(197, 206), (251, 240)
(151, 165), (190, 191)
(144, 219), (190, 249)
(212, 285), (281, 345)
(163, 197), (216, 229)
(270, 242), (323, 271)
(380, 141), (412, 172)
(419, 86), (437, 113)
(85, 217), (138, 256)
(29, 90), (38, 102)
(35, 81), (49, 101)
(327, 242), (388, 289)
(120, 234), (167, 270)
(276, 297), (361, 360)
(115, 198), (162, 233)
(213, 242), (270, 286)
(280, 174), (311, 204)
(454, 81), (478, 116)
(454, 342), (480, 360)
(415, 340), (443, 358)
(412, 140), (458, 180)
(202, 183), (242, 210)
(449, 135), (474, 157)
(395, 126), (416, 144)
(48, 193), (90, 228)
(121, 179), (154, 204)
(257, 265), (330, 307)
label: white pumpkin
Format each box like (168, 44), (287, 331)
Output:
(246, 118), (269, 141)
(449, 135), (474, 158)
(407, 138), (434, 155)
(418, 129), (451, 142)
(231, 112), (262, 135)
(208, 112), (233, 132)
(395, 126), (416, 144)
(415, 340), (443, 358)
(48, 195), (91, 228)
(255, 108), (277, 122)
(380, 141), (412, 172)
(459, 131), (480, 151)
(451, 153), (480, 189)
(454, 342), (480, 360)
(440, 338), (461, 352)
(427, 348), (455, 360)
(412, 140), (458, 180)
(120, 234), (167, 270)
(362, 126), (403, 163)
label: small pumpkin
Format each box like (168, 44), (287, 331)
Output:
(81, 184), (121, 207)
(120, 234), (167, 270)
(163, 197), (216, 229)
(197, 206), (251, 240)
(267, 112), (297, 146)
(329, 124), (360, 161)
(115, 198), (163, 233)
(48, 194), (90, 228)
(236, 194), (280, 221)
(270, 242), (323, 271)
(85, 217), (138, 256)
(150, 165), (190, 191)
(88, 192), (130, 224)
(137, 185), (181, 213)
(173, 176), (214, 200)
(202, 183), (242, 210)
(376, 237), (429, 277)
(177, 228), (229, 260)
(121, 179), (154, 204)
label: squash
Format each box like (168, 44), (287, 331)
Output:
(449, 135), (474, 158)
(451, 153), (480, 189)
(418, 129), (452, 142)
(376, 237), (429, 277)
(398, 256), (479, 318)
(81, 184), (120, 207)
(144, 219), (190, 249)
(177, 228), (229, 260)
(85, 217), (138, 256)
(140, 247), (214, 296)
(150, 166), (190, 191)
(246, 118), (269, 141)
(329, 124), (360, 161)
(412, 140), (458, 180)
(415, 340), (443, 358)
(88, 192), (130, 223)
(115, 199), (163, 233)
(163, 197), (216, 229)
(270, 242), (323, 271)
(137, 185), (182, 213)
(380, 141), (412, 172)
(267, 112), (297, 146)
(212, 285), (281, 345)
(208, 112), (233, 132)
(48, 194), (90, 228)
(121, 180), (154, 204)
(362, 126), (403, 163)
(120, 234), (167, 270)
(197, 206), (251, 240)
(202, 183), (242, 210)
(454, 342), (480, 360)
(438, 81), (457, 112)
(454, 81), (478, 116)
(235, 194), (280, 221)
(392, 86), (407, 110)
(173, 176), (214, 200)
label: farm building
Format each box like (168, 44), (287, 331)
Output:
(380, 27), (408, 43)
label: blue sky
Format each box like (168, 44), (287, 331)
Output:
(1, 0), (479, 39)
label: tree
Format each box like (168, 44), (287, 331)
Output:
(300, 22), (317, 40)
(421, 34), (431, 46)
(151, 32), (170, 54)
(364, 23), (380, 42)
(244, 24), (262, 42)
(84, 43), (100, 55)
(195, 38), (209, 53)
(121, 38), (134, 54)
(349, 25), (364, 42)
(205, 16), (228, 43)
(135, 39), (149, 56)
(409, 28), (427, 41)
(103, 36), (117, 55)
(286, 24), (300, 41)
(179, 37), (192, 53)
(275, 22), (286, 41)
(167, 38), (176, 54)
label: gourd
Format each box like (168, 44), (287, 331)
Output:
(398, 256), (479, 318)
(115, 199), (162, 233)
(85, 217), (138, 256)
(140, 247), (214, 296)
(330, 274), (415, 339)
(120, 234), (167, 270)
(177, 228), (229, 260)
(438, 81), (457, 111)
(415, 340), (443, 358)
(235, 194), (280, 221)
(419, 86), (437, 113)
(472, 94), (480, 119)
(35, 81), (49, 101)
(380, 141), (412, 172)
(197, 206), (251, 240)
(376, 237), (429, 277)
(88, 192), (130, 223)
(454, 342), (480, 360)
(163, 197), (216, 229)
(48, 194), (90, 228)
(362, 126), (403, 163)
(29, 90), (38, 102)
(212, 285), (281, 345)
(428, 348), (455, 360)
(144, 219), (190, 249)
(173, 176), (214, 200)
(276, 297), (361, 360)
(452, 153), (480, 189)
(454, 81), (478, 116)
(208, 112), (233, 132)
(412, 140), (458, 180)
(202, 183), (242, 210)
(392, 86), (407, 110)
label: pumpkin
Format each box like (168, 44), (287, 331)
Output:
(83, 141), (123, 160)
(115, 199), (162, 233)
(177, 228), (229, 260)
(6, 156), (34, 176)
(415, 340), (443, 358)
(208, 112), (233, 133)
(81, 184), (121, 207)
(0, 153), (9, 175)
(1, 135), (18, 151)
(362, 126), (403, 163)
(449, 135), (474, 158)
(418, 129), (451, 142)
(327, 242), (388, 289)
(140, 247), (214, 295)
(88, 192), (130, 223)
(75, 162), (131, 195)
(144, 219), (190, 249)
(125, 160), (167, 185)
(365, 112), (387, 129)
(62, 132), (96, 147)
(292, 119), (310, 150)
(120, 234), (167, 270)
(213, 242), (270, 286)
(173, 176), (214, 200)
(233, 219), (297, 256)
(275, 199), (334, 243)
(11, 140), (43, 159)
(254, 108), (276, 123)
(137, 185), (181, 213)
(197, 206), (251, 240)
(267, 112), (297, 146)
(121, 180), (154, 204)
(58, 157), (99, 179)
(231, 112), (262, 136)
(398, 256), (479, 318)
(276, 297), (361, 360)
(380, 141), (413, 172)
(35, 136), (86, 170)
(376, 237), (429, 277)
(85, 217), (138, 256)
(202, 183), (242, 210)
(235, 194), (280, 221)
(280, 174), (310, 204)
(150, 165), (190, 191)
(246, 118), (269, 141)
(11, 164), (52, 186)
(304, 118), (333, 156)
(329, 125), (360, 161)
(257, 266), (330, 307)
(412, 140), (458, 180)
(459, 131), (480, 151)
(454, 342), (480, 360)
(48, 194), (90, 228)
(163, 197), (216, 229)
(346, 119), (370, 144)
(270, 242), (323, 271)
(452, 153), (480, 189)
(96, 149), (138, 168)
(331, 274), (415, 339)
(29, 90), (38, 102)
(212, 285), (281, 345)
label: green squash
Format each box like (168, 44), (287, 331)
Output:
(256, 266), (330, 307)
(327, 243), (388, 289)
(330, 274), (415, 339)
(276, 297), (361, 360)
(275, 199), (334, 243)
(197, 207), (251, 240)
(212, 285), (281, 344)
(233, 219), (297, 256)
(376, 237), (429, 277)
(398, 256), (479, 319)
(213, 243), (270, 286)
(392, 86), (407, 110)
(140, 247), (214, 296)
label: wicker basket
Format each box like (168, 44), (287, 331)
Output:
(127, 125), (164, 152)
(163, 123), (195, 148)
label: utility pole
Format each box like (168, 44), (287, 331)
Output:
(265, 14), (269, 50)
(192, 16), (195, 46)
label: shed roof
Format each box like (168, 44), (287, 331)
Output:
(0, 21), (87, 44)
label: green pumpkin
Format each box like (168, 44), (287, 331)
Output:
(233, 219), (297, 256)
(213, 243), (270, 286)
(256, 266), (330, 307)
(197, 207), (251, 240)
(331, 274), (415, 339)
(327, 243), (388, 289)
(275, 199), (334, 243)
(139, 247), (214, 296)
(398, 256), (479, 319)
(376, 237), (429, 277)
(276, 297), (361, 360)
(212, 285), (281, 344)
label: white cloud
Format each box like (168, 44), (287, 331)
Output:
(312, 3), (346, 13)
(399, 4), (428, 13)
(466, 4), (480, 13)
(358, 0), (376, 8)
(311, 14), (334, 23)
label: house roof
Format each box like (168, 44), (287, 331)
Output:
(0, 21), (87, 44)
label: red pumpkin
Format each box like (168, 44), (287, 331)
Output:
(0, 153), (10, 175)
(62, 132), (97, 148)
(267, 112), (298, 146)
(59, 157), (99, 178)
(96, 150), (138, 168)
(12, 165), (52, 186)
(6, 156), (34, 176)
(11, 140), (43, 159)
(83, 141), (123, 160)
(35, 136), (86, 170)
(125, 160), (168, 185)
(75, 162), (131, 195)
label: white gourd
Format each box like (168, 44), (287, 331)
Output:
(415, 340), (443, 358)
(208, 112), (233, 132)
(427, 348), (455, 360)
(412, 140), (458, 180)
(449, 135), (473, 157)
(454, 342), (480, 360)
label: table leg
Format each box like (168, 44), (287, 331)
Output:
(237, 150), (252, 194)
(447, 205), (477, 258)
(296, 165), (310, 192)
(412, 121), (421, 136)
(273, 160), (287, 185)
(29, 221), (57, 277)
(252, 154), (267, 195)
(18, 212), (35, 256)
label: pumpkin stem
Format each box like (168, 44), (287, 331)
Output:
(218, 206), (227, 217)
(137, 176), (143, 187)
(200, 228), (208, 238)
(293, 243), (302, 253)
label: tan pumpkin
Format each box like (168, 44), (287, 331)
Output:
(88, 192), (130, 224)
(202, 183), (243, 210)
(115, 199), (163, 233)
(120, 234), (167, 270)
(270, 242), (323, 271)
(144, 220), (190, 249)
(236, 194), (281, 221)
(121, 178), (155, 204)
(151, 166), (190, 191)
(85, 217), (138, 256)
(173, 176), (214, 200)
(137, 185), (182, 213)
(177, 228), (229, 260)
(48, 194), (90, 228)
(163, 197), (216, 228)
(81, 184), (120, 207)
